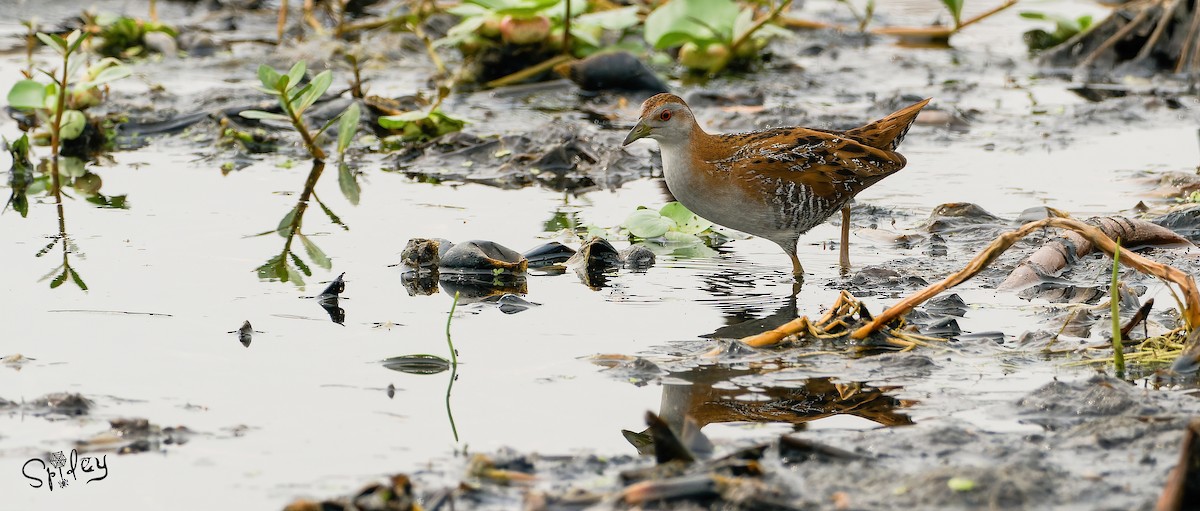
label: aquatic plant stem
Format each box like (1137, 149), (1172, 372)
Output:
(484, 54), (572, 88)
(278, 86), (327, 161)
(446, 291), (459, 366)
(1111, 239), (1125, 376)
(278, 160), (327, 261)
(277, 0), (289, 43)
(49, 39), (70, 230)
(445, 291), (460, 442)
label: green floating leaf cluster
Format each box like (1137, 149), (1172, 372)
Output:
(622, 201), (714, 240)
(6, 48), (130, 143)
(94, 15), (178, 58)
(643, 0), (788, 72)
(378, 110), (466, 143)
(1020, 11), (1094, 52)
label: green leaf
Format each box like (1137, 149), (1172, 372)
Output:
(659, 202), (712, 234)
(65, 30), (89, 54)
(644, 0), (739, 49)
(574, 6), (639, 31)
(82, 64), (131, 87)
(7, 80), (47, 109)
(289, 251), (312, 277)
(941, 0), (964, 26)
(625, 209), (674, 238)
(285, 61), (307, 92)
(37, 32), (66, 54)
(255, 254), (286, 280)
(68, 266), (88, 291)
(239, 110), (290, 121)
(294, 70), (332, 113)
(947, 477), (975, 492)
(732, 7), (754, 41)
(277, 207), (299, 237)
(59, 110), (87, 140)
(338, 162), (361, 205)
(298, 233), (332, 270)
(257, 64), (281, 90)
(337, 103), (360, 154)
(314, 195), (348, 230)
(51, 267), (68, 288)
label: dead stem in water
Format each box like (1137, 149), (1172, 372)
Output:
(714, 218), (1200, 368)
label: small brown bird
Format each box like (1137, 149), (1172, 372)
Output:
(623, 93), (930, 279)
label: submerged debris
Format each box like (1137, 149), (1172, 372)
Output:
(554, 52), (670, 93)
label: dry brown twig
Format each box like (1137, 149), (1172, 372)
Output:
(722, 217), (1200, 363)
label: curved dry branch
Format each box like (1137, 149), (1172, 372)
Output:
(999, 216), (1189, 290)
(850, 217), (1200, 340)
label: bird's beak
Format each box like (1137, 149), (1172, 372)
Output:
(622, 121), (650, 146)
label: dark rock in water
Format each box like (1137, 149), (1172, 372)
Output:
(619, 245), (656, 270)
(401, 238), (448, 268)
(1016, 205), (1066, 224)
(318, 298), (346, 325)
(439, 274), (528, 302)
(567, 237), (621, 273)
(1019, 283), (1106, 304)
(319, 272), (346, 299)
(401, 268), (439, 296)
(496, 294), (539, 314)
(850, 266), (907, 288)
(30, 393), (92, 416)
(236, 320), (253, 347)
(923, 202), (1005, 232)
(926, 293), (967, 317)
(523, 241), (576, 267)
(395, 121), (651, 192)
(1016, 375), (1158, 418)
(439, 240), (527, 274)
(555, 52), (669, 93)
(921, 232), (947, 256)
(919, 316), (961, 337)
(953, 331), (1005, 344)
(1155, 206), (1200, 242)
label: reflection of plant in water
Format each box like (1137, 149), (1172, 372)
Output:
(5, 134), (85, 290)
(255, 160), (346, 287)
(379, 292), (462, 442)
(5, 31), (126, 290)
(244, 61), (362, 286)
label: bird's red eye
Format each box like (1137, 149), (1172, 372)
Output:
(659, 110), (672, 121)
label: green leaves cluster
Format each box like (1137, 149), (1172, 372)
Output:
(442, 0), (639, 57)
(240, 61), (361, 161)
(1021, 11), (1093, 52)
(6, 34), (130, 144)
(378, 110), (466, 143)
(941, 0), (964, 28)
(622, 202), (714, 240)
(644, 0), (788, 72)
(94, 15), (177, 58)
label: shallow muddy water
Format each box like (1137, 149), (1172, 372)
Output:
(2, 0), (1200, 509)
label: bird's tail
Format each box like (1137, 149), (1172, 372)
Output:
(845, 98), (931, 151)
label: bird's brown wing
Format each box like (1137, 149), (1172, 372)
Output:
(704, 128), (907, 198)
(844, 98), (931, 151)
